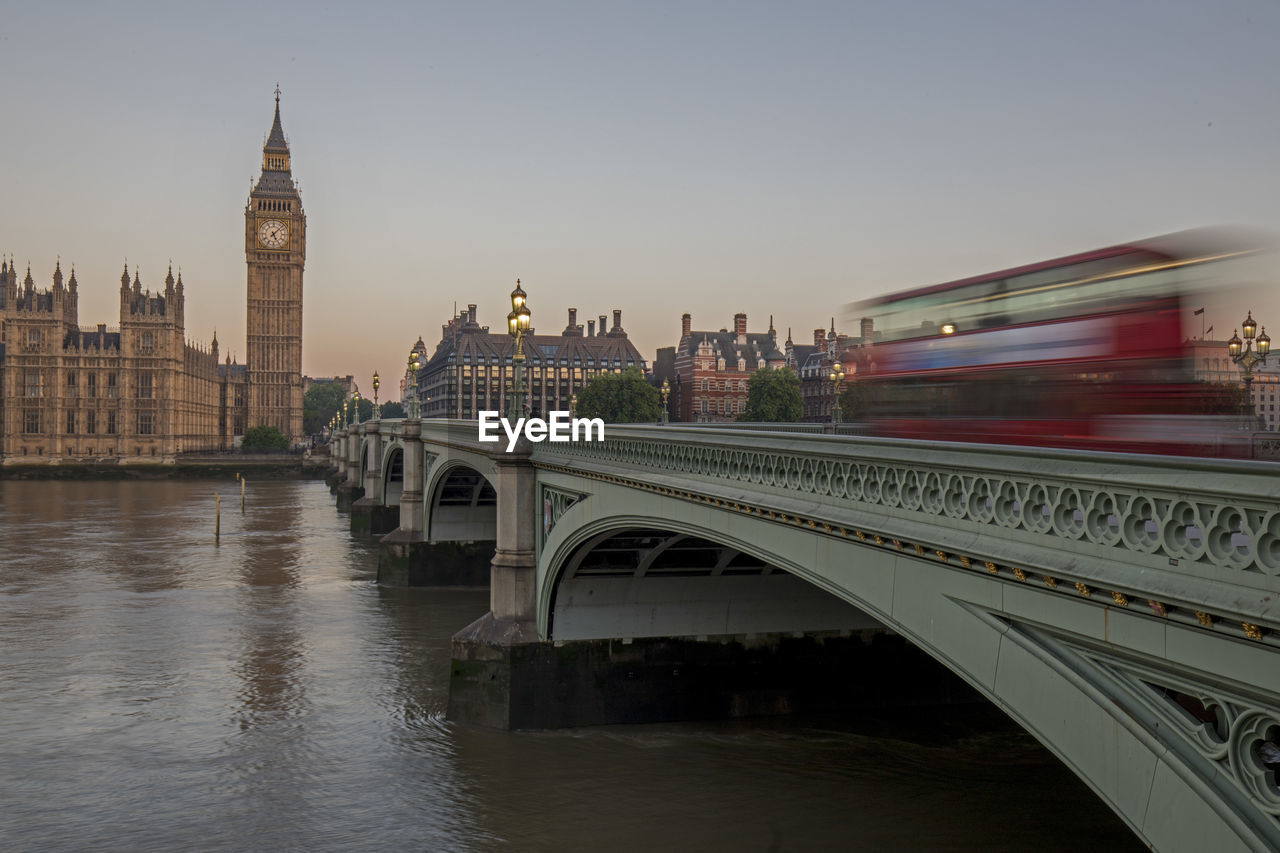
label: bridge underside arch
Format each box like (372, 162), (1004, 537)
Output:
(550, 527), (883, 641)
(382, 446), (404, 506)
(428, 463), (497, 542)
(536, 488), (1280, 852)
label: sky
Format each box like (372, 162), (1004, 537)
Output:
(3, 0), (1279, 395)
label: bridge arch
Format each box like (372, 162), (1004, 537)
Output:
(534, 480), (1280, 852)
(381, 441), (404, 506)
(540, 516), (882, 641)
(425, 459), (498, 542)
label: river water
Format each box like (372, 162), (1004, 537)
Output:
(0, 479), (1141, 851)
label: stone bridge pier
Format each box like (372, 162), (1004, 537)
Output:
(351, 421), (398, 535)
(334, 423), (364, 510)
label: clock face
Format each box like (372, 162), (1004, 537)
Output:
(258, 218), (289, 249)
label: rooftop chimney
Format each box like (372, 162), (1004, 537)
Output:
(611, 309), (622, 335)
(468, 304), (477, 324)
(681, 313), (691, 338)
(587, 319), (595, 337)
(860, 317), (874, 341)
(814, 328), (826, 352)
(565, 307), (582, 336)
(598, 315), (607, 336)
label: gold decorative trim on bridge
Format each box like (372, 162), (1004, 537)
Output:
(531, 460), (1278, 647)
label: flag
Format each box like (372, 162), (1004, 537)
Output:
(1205, 326), (1214, 336)
(1193, 307), (1205, 316)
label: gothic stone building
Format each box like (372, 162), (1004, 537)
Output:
(0, 93), (306, 463)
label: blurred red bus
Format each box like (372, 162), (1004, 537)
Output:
(846, 236), (1254, 456)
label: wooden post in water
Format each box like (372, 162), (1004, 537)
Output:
(215, 493), (221, 540)
(240, 476), (245, 512)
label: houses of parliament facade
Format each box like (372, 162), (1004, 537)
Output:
(0, 93), (306, 463)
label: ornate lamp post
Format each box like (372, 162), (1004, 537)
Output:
(352, 391), (362, 426)
(372, 372), (381, 419)
(1228, 311), (1271, 422)
(507, 279), (532, 417)
(341, 399), (348, 429)
(569, 393), (578, 418)
(406, 350), (421, 419)
(660, 378), (670, 424)
(829, 361), (846, 424)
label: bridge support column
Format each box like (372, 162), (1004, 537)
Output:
(335, 424), (364, 511)
(352, 422), (395, 535)
(325, 434), (344, 491)
(378, 420), (431, 583)
(448, 440), (543, 727)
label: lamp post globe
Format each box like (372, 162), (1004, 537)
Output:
(660, 378), (671, 424)
(508, 279), (532, 417)
(372, 372), (381, 419)
(829, 361), (846, 425)
(1228, 311), (1270, 425)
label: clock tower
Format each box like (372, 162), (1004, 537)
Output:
(245, 86), (306, 443)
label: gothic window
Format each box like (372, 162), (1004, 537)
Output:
(86, 373), (97, 398)
(107, 373), (118, 398)
(24, 370), (42, 398)
(23, 409), (40, 433)
(66, 410), (76, 434)
(138, 373), (153, 399)
(66, 373), (77, 394)
(87, 412), (97, 435)
(138, 412), (154, 435)
(701, 379), (709, 392)
(141, 331), (155, 352)
(25, 329), (41, 350)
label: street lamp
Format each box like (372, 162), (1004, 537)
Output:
(342, 399), (348, 429)
(372, 371), (381, 419)
(570, 392), (578, 418)
(507, 278), (532, 417)
(407, 350), (421, 419)
(829, 361), (846, 424)
(1228, 311), (1271, 423)
(352, 391), (361, 426)
(660, 378), (670, 424)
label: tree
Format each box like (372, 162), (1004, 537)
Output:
(379, 401), (406, 419)
(740, 367), (802, 422)
(303, 382), (345, 434)
(242, 425), (290, 451)
(575, 368), (663, 423)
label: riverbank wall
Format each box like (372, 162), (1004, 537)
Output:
(0, 455), (329, 480)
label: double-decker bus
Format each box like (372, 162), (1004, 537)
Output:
(846, 233), (1254, 456)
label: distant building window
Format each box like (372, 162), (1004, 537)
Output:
(66, 410), (76, 434)
(140, 331), (155, 352)
(87, 411), (97, 435)
(107, 373), (118, 398)
(107, 412), (117, 434)
(138, 373), (153, 399)
(138, 412), (154, 435)
(25, 329), (41, 350)
(86, 374), (97, 398)
(701, 379), (709, 391)
(23, 410), (40, 433)
(24, 370), (42, 398)
(67, 372), (77, 391)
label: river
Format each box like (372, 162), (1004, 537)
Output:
(0, 479), (1141, 851)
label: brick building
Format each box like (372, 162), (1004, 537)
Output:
(671, 313), (786, 422)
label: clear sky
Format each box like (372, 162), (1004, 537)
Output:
(4, 0), (1278, 394)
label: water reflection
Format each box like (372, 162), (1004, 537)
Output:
(0, 479), (1141, 851)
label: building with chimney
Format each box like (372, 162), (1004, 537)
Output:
(671, 313), (787, 422)
(414, 304), (647, 419)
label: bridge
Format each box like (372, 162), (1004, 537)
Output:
(327, 418), (1280, 853)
